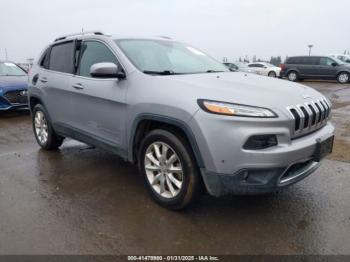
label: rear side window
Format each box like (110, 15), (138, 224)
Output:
(40, 48), (51, 69)
(287, 57), (303, 64)
(249, 64), (263, 68)
(49, 41), (75, 74)
(77, 41), (119, 77)
(287, 57), (298, 64)
(287, 57), (319, 65)
(304, 57), (319, 65)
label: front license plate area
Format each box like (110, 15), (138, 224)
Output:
(314, 136), (334, 162)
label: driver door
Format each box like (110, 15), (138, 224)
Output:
(70, 40), (128, 149)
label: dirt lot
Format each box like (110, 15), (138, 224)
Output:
(0, 81), (349, 255)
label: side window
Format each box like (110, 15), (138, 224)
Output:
(304, 57), (319, 65)
(49, 41), (75, 73)
(248, 64), (257, 67)
(78, 41), (119, 78)
(287, 57), (296, 64)
(320, 57), (334, 66)
(40, 48), (51, 69)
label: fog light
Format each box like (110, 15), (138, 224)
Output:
(243, 135), (278, 150)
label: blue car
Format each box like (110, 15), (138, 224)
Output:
(0, 61), (28, 111)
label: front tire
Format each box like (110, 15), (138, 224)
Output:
(268, 71), (277, 77)
(32, 104), (64, 150)
(337, 72), (350, 84)
(287, 71), (299, 82)
(138, 129), (201, 210)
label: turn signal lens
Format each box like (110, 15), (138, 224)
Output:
(204, 103), (235, 115)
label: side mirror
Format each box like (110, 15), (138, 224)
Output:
(331, 62), (338, 67)
(90, 62), (126, 79)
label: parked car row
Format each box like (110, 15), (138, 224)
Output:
(223, 62), (281, 78)
(1, 48), (350, 116)
(223, 55), (350, 84)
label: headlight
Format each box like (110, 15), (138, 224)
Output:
(198, 99), (277, 118)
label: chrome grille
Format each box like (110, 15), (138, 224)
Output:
(287, 99), (331, 137)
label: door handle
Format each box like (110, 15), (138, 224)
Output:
(40, 77), (48, 83)
(72, 83), (84, 90)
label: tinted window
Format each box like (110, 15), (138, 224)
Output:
(304, 57), (319, 65)
(287, 57), (303, 64)
(49, 42), (75, 73)
(320, 57), (334, 66)
(78, 41), (119, 77)
(40, 48), (51, 69)
(249, 64), (263, 68)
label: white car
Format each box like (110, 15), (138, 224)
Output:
(223, 62), (259, 74)
(328, 54), (350, 64)
(247, 62), (281, 77)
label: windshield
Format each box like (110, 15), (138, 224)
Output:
(234, 62), (249, 68)
(115, 39), (228, 75)
(0, 62), (27, 76)
(332, 57), (345, 65)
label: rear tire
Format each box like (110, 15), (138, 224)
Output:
(287, 71), (299, 82)
(138, 129), (201, 210)
(32, 104), (64, 150)
(337, 72), (350, 84)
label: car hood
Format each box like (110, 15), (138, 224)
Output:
(0, 76), (28, 94)
(157, 72), (326, 111)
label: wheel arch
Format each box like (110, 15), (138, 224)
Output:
(336, 70), (350, 77)
(129, 114), (205, 168)
(29, 95), (45, 112)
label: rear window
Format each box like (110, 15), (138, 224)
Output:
(48, 41), (75, 74)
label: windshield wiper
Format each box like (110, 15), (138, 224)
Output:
(143, 70), (176, 75)
(206, 70), (225, 73)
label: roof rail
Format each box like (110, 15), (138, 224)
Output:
(54, 31), (109, 42)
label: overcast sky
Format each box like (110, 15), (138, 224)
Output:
(1, 0), (349, 63)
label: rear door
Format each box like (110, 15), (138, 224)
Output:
(70, 40), (128, 150)
(37, 41), (75, 127)
(302, 57), (320, 77)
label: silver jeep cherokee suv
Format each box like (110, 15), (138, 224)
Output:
(28, 31), (334, 209)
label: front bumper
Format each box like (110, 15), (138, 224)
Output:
(201, 159), (321, 196)
(0, 92), (28, 111)
(189, 110), (335, 197)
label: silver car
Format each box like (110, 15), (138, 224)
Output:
(28, 31), (335, 209)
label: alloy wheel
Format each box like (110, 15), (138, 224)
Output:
(288, 72), (297, 81)
(34, 111), (48, 145)
(144, 142), (183, 198)
(338, 73), (349, 83)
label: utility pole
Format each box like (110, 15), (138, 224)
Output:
(308, 45), (313, 56)
(5, 48), (8, 60)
